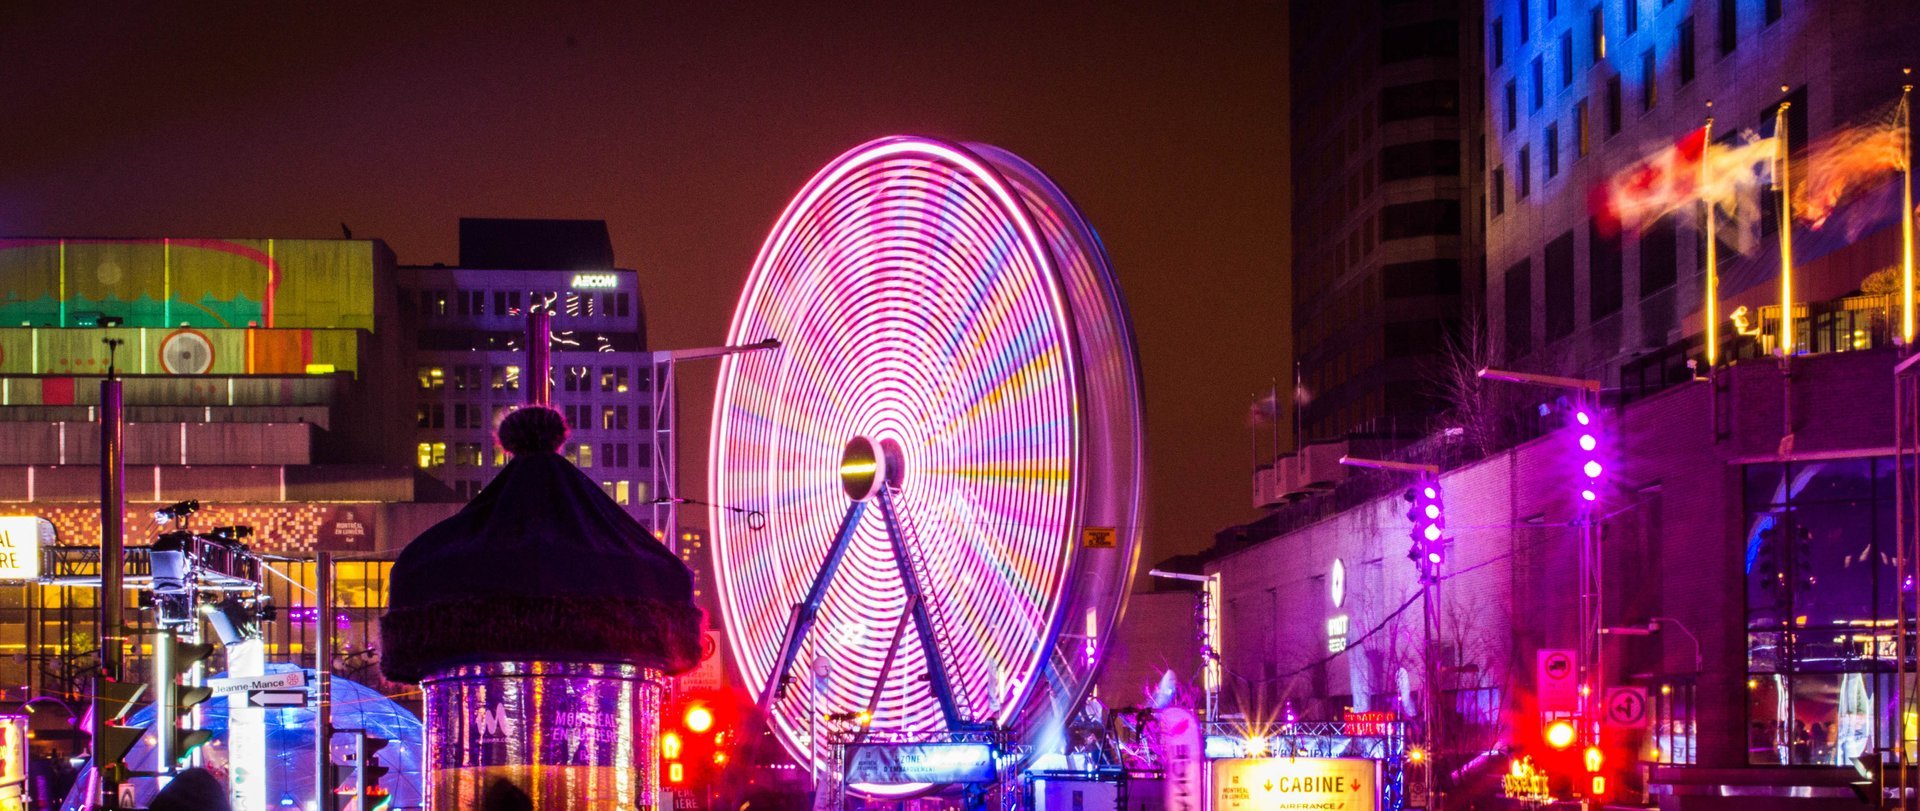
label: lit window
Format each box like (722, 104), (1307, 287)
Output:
(616, 481), (631, 505)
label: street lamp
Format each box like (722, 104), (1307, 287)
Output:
(1599, 617), (1703, 673)
(1148, 568), (1222, 724)
(1477, 368), (1608, 760)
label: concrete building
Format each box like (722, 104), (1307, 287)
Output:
(1207, 346), (1915, 808)
(397, 218), (670, 531)
(1290, 0), (1486, 448)
(1485, 1), (1920, 386)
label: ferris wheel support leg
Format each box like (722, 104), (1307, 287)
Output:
(874, 488), (971, 731)
(755, 500), (870, 723)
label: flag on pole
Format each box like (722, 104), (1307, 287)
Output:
(1594, 127), (1708, 233)
(1702, 129), (1780, 254)
(1794, 97), (1908, 230)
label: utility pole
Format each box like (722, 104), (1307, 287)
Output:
(314, 550), (333, 807)
(95, 337), (126, 811)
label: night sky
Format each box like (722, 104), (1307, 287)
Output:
(0, 3), (1289, 565)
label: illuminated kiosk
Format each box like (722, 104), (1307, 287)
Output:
(709, 136), (1144, 804)
(381, 406), (705, 810)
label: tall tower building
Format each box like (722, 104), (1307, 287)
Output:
(1292, 0), (1487, 444)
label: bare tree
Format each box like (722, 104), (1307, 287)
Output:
(1427, 306), (1526, 458)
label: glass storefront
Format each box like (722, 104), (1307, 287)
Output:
(1744, 456), (1908, 765)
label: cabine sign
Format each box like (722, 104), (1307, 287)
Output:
(1212, 757), (1378, 811)
(843, 743), (995, 784)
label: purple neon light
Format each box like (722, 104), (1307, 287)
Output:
(710, 137), (1150, 787)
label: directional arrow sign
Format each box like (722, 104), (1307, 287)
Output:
(210, 671), (307, 697)
(1604, 686), (1649, 729)
(247, 689), (309, 708)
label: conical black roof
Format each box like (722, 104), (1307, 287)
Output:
(380, 406), (705, 683)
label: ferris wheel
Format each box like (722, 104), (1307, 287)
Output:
(709, 136), (1144, 792)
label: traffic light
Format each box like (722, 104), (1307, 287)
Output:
(661, 729), (686, 784)
(1572, 409), (1604, 505)
(151, 633), (215, 770)
(1582, 746), (1609, 800)
(93, 678), (149, 784)
(1405, 476), (1445, 580)
(1543, 719), (1576, 750)
(329, 730), (393, 811)
(359, 733), (394, 810)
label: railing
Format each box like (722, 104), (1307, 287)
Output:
(892, 498), (977, 724)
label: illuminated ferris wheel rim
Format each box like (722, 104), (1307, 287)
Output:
(708, 134), (1142, 788)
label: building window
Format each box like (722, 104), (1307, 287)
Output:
(453, 404), (481, 429)
(564, 366), (591, 392)
(1531, 56), (1545, 110)
(600, 366), (629, 393)
(417, 367), (445, 391)
(1380, 80), (1461, 121)
(1518, 145), (1532, 198)
(602, 442), (632, 468)
(454, 442), (482, 467)
(1544, 230), (1575, 341)
(1382, 20), (1459, 63)
(565, 404), (591, 431)
(1589, 217), (1624, 319)
(1641, 50), (1657, 112)
(1640, 214), (1679, 295)
(605, 480), (633, 506)
(1519, 0), (1532, 42)
(1678, 16), (1696, 85)
(493, 290), (522, 316)
(1575, 99), (1591, 156)
(1625, 0), (1639, 34)
(602, 405), (630, 431)
(1546, 0), (1558, 18)
(1491, 165), (1508, 216)
(1545, 124), (1560, 178)
(1381, 140), (1462, 181)
(416, 404), (444, 429)
(1559, 31), (1574, 87)
(492, 405), (510, 431)
(457, 290), (486, 317)
(1505, 80), (1520, 131)
(420, 290), (448, 318)
(1383, 259), (1464, 299)
(1492, 18), (1505, 67)
(491, 365), (521, 392)
(568, 443), (592, 468)
(1503, 260), (1533, 360)
(416, 442), (446, 469)
(1765, 0), (1781, 25)
(1649, 680), (1699, 764)
(1380, 200), (1462, 240)
(1744, 457), (1907, 765)
(1606, 74), (1624, 135)
(1718, 0), (1738, 55)
(1591, 5), (1606, 61)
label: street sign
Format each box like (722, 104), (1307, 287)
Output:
(1082, 526), (1117, 548)
(209, 671), (307, 697)
(1537, 649), (1578, 711)
(247, 689), (308, 708)
(1604, 686), (1649, 729)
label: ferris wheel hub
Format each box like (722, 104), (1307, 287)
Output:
(839, 436), (905, 502)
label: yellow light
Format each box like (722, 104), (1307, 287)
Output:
(1651, 746), (1662, 759)
(685, 706), (715, 733)
(1545, 720), (1577, 750)
(714, 752), (728, 764)
(661, 731), (682, 759)
(1584, 746), (1604, 771)
(668, 762), (685, 783)
(1408, 747), (1426, 763)
(1591, 776), (1607, 795)
(304, 363), (336, 374)
(1661, 684), (1672, 695)
(1748, 678), (1759, 689)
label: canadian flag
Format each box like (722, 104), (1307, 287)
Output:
(1593, 127), (1707, 233)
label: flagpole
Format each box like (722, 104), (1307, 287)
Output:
(1901, 82), (1913, 346)
(1777, 100), (1795, 357)
(1703, 112), (1719, 366)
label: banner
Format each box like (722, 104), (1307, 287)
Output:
(842, 743), (995, 784)
(1212, 757), (1377, 811)
(1157, 706), (1203, 811)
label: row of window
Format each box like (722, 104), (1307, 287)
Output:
(415, 329), (644, 353)
(412, 289), (634, 320)
(1492, 0), (1782, 72)
(416, 440), (653, 470)
(416, 364), (653, 393)
(446, 478), (649, 505)
(416, 403), (650, 432)
(1502, 214), (1674, 358)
